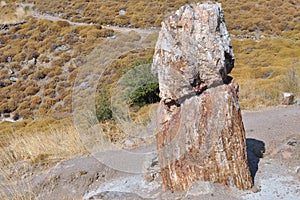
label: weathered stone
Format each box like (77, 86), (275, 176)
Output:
(152, 2), (234, 101)
(9, 77), (18, 82)
(282, 92), (295, 105)
(287, 138), (297, 146)
(152, 2), (252, 191)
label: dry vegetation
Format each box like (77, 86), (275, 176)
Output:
(0, 118), (87, 198)
(0, 0), (299, 197)
(232, 38), (300, 109)
(0, 16), (114, 119)
(0, 118), (86, 163)
(21, 0), (300, 36)
(0, 0), (297, 120)
(0, 0), (29, 23)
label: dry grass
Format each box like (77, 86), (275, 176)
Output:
(0, 118), (87, 169)
(231, 38), (300, 109)
(0, 117), (87, 199)
(0, 17), (114, 119)
(2, 127), (85, 164)
(0, 1), (31, 24)
(28, 0), (300, 36)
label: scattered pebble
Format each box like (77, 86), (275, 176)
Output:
(287, 138), (297, 146)
(295, 166), (300, 174)
(251, 185), (261, 193)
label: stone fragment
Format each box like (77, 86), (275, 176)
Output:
(282, 92), (295, 105)
(287, 138), (297, 146)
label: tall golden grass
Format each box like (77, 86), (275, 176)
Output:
(0, 119), (87, 199)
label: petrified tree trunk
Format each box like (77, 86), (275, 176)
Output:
(152, 2), (252, 191)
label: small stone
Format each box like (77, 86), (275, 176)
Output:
(119, 9), (126, 15)
(251, 185), (261, 193)
(145, 172), (154, 182)
(124, 139), (135, 147)
(9, 77), (18, 82)
(27, 58), (36, 65)
(7, 56), (12, 63)
(282, 93), (295, 105)
(287, 138), (297, 146)
(12, 112), (19, 121)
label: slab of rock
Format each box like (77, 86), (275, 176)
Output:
(152, 2), (252, 191)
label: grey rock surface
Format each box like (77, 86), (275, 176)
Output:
(152, 2), (234, 100)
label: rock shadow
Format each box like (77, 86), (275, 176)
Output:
(246, 138), (265, 184)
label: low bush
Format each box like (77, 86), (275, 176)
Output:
(56, 20), (70, 27)
(128, 83), (160, 108)
(25, 85), (40, 96)
(30, 95), (42, 109)
(18, 109), (33, 119)
(96, 87), (112, 121)
(42, 88), (56, 98)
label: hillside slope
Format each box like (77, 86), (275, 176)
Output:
(0, 0), (299, 121)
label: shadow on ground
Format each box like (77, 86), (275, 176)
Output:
(246, 138), (265, 184)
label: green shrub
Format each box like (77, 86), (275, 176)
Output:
(96, 88), (112, 121)
(128, 83), (160, 108)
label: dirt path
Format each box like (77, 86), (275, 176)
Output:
(29, 10), (159, 37)
(2, 105), (297, 199)
(243, 105), (300, 148)
(31, 12), (92, 26)
(27, 10), (298, 42)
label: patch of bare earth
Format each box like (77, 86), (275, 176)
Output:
(1, 105), (299, 199)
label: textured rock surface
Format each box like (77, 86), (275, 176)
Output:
(152, 2), (252, 191)
(152, 2), (234, 101)
(282, 92), (295, 105)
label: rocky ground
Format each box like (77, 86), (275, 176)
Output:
(1, 104), (299, 199)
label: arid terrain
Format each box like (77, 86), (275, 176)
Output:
(1, 105), (299, 199)
(0, 0), (299, 199)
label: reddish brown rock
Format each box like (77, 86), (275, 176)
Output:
(152, 2), (252, 191)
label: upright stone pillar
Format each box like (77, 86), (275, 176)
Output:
(152, 2), (252, 191)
